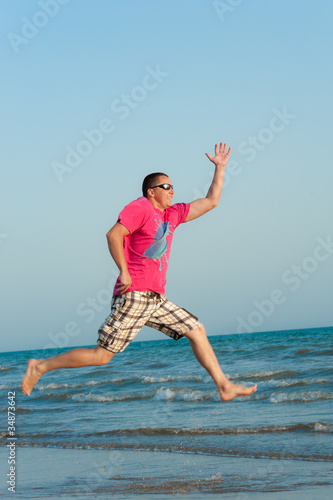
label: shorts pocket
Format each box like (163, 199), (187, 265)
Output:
(110, 294), (129, 318)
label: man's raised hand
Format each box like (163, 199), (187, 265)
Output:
(205, 142), (231, 168)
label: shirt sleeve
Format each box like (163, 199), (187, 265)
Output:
(117, 199), (148, 233)
(172, 202), (190, 227)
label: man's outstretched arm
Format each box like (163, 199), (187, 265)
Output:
(185, 142), (231, 222)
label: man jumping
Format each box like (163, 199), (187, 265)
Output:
(22, 142), (257, 401)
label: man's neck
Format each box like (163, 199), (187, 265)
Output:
(147, 198), (166, 211)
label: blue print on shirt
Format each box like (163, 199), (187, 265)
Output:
(142, 219), (175, 271)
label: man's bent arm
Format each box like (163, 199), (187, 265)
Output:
(185, 142), (231, 222)
(106, 222), (132, 293)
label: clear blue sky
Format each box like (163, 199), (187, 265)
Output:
(1, 0), (332, 352)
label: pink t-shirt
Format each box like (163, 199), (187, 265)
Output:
(113, 196), (190, 295)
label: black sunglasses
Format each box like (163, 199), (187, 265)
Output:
(150, 183), (174, 190)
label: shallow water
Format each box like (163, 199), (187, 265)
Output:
(1, 327), (332, 496)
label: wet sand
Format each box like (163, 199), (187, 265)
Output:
(1, 446), (332, 499)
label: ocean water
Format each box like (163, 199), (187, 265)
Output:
(1, 327), (333, 498)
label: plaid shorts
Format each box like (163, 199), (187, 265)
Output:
(97, 291), (202, 353)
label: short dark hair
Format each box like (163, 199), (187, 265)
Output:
(142, 172), (168, 198)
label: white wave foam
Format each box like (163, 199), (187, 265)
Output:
(153, 388), (176, 400)
(143, 375), (174, 384)
(266, 379), (299, 388)
(314, 422), (333, 433)
(264, 377), (329, 388)
(153, 387), (216, 402)
(85, 377), (132, 386)
(37, 382), (81, 391)
(0, 365), (12, 371)
(179, 391), (205, 402)
(142, 375), (202, 384)
(205, 473), (223, 482)
(269, 391), (333, 404)
(72, 390), (152, 403)
(73, 392), (116, 403)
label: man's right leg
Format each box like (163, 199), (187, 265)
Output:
(22, 345), (114, 396)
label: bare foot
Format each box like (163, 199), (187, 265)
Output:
(219, 382), (257, 402)
(22, 359), (43, 396)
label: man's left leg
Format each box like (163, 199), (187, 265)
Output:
(184, 325), (257, 401)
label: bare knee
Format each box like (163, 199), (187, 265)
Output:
(184, 325), (206, 342)
(92, 345), (115, 365)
